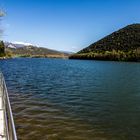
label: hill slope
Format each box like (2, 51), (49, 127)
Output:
(69, 24), (140, 61)
(4, 42), (69, 58)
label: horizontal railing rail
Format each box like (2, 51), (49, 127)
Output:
(0, 73), (17, 140)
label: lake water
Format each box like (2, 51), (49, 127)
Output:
(0, 58), (140, 140)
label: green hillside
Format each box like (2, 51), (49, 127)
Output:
(69, 24), (140, 61)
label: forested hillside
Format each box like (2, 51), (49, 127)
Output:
(70, 24), (140, 61)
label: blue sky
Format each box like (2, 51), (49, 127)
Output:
(1, 0), (140, 52)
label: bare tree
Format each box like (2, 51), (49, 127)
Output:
(0, 10), (5, 57)
(0, 10), (5, 38)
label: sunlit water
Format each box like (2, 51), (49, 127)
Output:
(0, 58), (140, 140)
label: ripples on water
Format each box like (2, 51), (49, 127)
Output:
(0, 58), (140, 140)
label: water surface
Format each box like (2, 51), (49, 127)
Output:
(0, 58), (140, 140)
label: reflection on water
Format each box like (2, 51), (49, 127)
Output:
(0, 58), (140, 140)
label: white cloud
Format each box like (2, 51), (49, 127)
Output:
(12, 41), (33, 46)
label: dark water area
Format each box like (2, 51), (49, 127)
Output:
(0, 58), (140, 140)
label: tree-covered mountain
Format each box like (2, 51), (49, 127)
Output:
(69, 24), (140, 61)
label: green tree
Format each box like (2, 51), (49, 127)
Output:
(0, 41), (5, 57)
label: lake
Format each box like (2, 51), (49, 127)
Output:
(0, 58), (140, 140)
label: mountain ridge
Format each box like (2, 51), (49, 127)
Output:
(2, 41), (70, 58)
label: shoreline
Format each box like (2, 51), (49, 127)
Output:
(1, 56), (140, 62)
(0, 55), (69, 60)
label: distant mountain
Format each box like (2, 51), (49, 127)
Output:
(4, 41), (69, 58)
(60, 51), (74, 55)
(69, 24), (140, 61)
(4, 41), (28, 48)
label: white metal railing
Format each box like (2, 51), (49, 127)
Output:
(0, 73), (17, 140)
